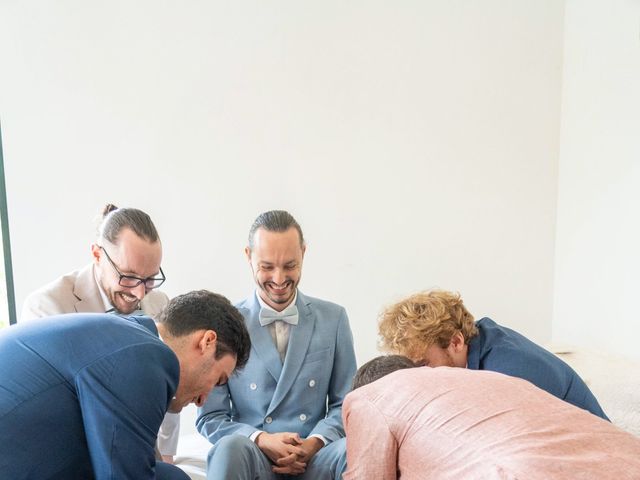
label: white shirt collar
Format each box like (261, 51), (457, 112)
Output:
(93, 263), (114, 313)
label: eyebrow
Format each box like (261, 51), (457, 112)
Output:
(124, 270), (161, 278)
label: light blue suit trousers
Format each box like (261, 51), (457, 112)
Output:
(197, 291), (357, 480)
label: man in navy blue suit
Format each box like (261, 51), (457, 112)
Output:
(0, 290), (250, 480)
(378, 289), (608, 419)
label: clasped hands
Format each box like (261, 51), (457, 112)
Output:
(255, 431), (324, 475)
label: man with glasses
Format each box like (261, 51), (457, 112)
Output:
(21, 203), (168, 321)
(20, 204), (179, 462)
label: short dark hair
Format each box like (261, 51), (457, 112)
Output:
(352, 355), (416, 390)
(248, 210), (304, 249)
(159, 290), (251, 369)
(98, 203), (160, 244)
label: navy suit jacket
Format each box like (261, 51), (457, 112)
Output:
(0, 314), (179, 479)
(468, 317), (608, 419)
(197, 290), (357, 443)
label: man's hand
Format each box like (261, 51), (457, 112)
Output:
(255, 431), (305, 466)
(297, 437), (324, 464)
(272, 436), (324, 476)
(161, 454), (174, 464)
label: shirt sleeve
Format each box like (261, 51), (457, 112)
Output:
(157, 412), (181, 456)
(342, 393), (398, 480)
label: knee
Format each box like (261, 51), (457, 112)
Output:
(307, 438), (347, 479)
(155, 461), (190, 480)
(207, 435), (269, 480)
(208, 435), (255, 462)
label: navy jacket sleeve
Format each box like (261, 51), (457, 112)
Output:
(471, 318), (608, 420)
(75, 343), (178, 479)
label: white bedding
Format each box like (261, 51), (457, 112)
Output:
(174, 405), (210, 480)
(549, 346), (640, 437)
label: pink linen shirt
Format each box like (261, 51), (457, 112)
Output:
(343, 367), (640, 480)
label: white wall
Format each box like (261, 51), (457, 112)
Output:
(553, 0), (640, 359)
(0, 1), (564, 363)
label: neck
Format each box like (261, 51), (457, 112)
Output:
(156, 323), (168, 340)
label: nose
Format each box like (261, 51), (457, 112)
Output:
(272, 268), (286, 285)
(131, 282), (146, 300)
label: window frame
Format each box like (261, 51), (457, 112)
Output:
(0, 122), (17, 325)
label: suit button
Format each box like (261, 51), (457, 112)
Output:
(265, 417), (273, 424)
(299, 414), (307, 421)
(308, 379), (316, 387)
(250, 383), (257, 390)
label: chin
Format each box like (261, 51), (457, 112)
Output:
(113, 298), (139, 315)
(168, 399), (184, 413)
(117, 305), (138, 315)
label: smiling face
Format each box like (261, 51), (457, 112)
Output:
(92, 227), (162, 314)
(245, 227), (305, 312)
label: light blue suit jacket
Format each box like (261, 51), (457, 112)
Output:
(197, 291), (357, 444)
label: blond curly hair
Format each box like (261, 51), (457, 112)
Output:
(378, 290), (478, 358)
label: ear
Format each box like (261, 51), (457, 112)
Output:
(198, 330), (218, 355)
(301, 244), (306, 258)
(90, 244), (102, 265)
(244, 246), (252, 263)
(448, 331), (465, 353)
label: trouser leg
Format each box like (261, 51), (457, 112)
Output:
(156, 461), (190, 480)
(206, 435), (277, 480)
(298, 437), (347, 480)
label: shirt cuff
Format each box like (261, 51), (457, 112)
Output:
(250, 430), (263, 442)
(309, 434), (327, 445)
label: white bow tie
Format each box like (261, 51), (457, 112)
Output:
(259, 305), (299, 326)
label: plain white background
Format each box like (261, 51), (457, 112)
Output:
(1, 1), (636, 362)
(553, 0), (640, 359)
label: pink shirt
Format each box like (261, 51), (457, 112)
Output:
(343, 367), (640, 480)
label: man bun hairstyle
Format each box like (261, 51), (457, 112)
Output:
(159, 290), (251, 369)
(98, 203), (160, 245)
(248, 210), (304, 249)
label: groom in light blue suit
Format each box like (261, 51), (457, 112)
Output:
(197, 210), (357, 479)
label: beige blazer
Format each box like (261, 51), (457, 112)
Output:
(20, 263), (169, 322)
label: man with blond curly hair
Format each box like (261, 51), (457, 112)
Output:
(378, 289), (608, 419)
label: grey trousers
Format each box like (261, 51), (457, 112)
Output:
(206, 435), (347, 480)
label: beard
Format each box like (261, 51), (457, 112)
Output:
(107, 288), (141, 314)
(256, 277), (298, 309)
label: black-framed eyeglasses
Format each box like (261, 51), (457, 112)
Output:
(99, 246), (166, 289)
